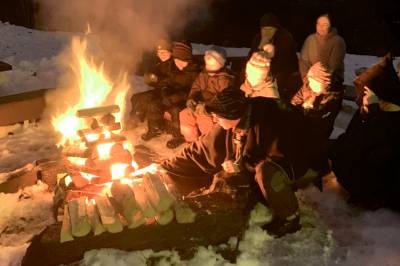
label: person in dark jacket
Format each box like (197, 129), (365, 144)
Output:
(180, 46), (236, 142)
(142, 40), (200, 149)
(331, 54), (400, 211)
(247, 13), (301, 102)
(130, 39), (176, 125)
(161, 87), (316, 237)
(291, 62), (343, 188)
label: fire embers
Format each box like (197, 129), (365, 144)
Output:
(59, 172), (196, 243)
(61, 104), (135, 187)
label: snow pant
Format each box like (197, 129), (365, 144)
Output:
(254, 158), (299, 221)
(146, 87), (187, 137)
(179, 108), (215, 142)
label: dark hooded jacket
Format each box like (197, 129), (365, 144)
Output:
(247, 17), (300, 101)
(161, 97), (310, 193)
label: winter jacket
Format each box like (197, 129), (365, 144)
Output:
(161, 97), (310, 191)
(291, 79), (343, 138)
(188, 68), (236, 104)
(144, 58), (177, 90)
(240, 79), (280, 99)
(248, 27), (301, 101)
(331, 106), (400, 210)
(299, 28), (346, 83)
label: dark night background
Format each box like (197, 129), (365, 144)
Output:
(1, 0), (400, 55)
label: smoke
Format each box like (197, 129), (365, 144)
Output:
(35, 0), (207, 70)
(37, 0), (208, 131)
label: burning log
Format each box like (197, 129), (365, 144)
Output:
(86, 134), (127, 148)
(76, 105), (120, 118)
(174, 201), (196, 224)
(100, 113), (116, 126)
(110, 182), (144, 228)
(82, 117), (99, 129)
(60, 205), (74, 243)
(62, 146), (92, 158)
(86, 200), (106, 236)
(68, 197), (91, 237)
(94, 195), (123, 233)
(155, 209), (174, 225)
(77, 122), (121, 138)
(142, 173), (175, 213)
(131, 183), (157, 218)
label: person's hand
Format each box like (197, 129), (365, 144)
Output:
(222, 160), (241, 174)
(186, 99), (197, 111)
(144, 73), (158, 85)
(163, 111), (172, 121)
(195, 102), (206, 115)
(363, 86), (379, 106)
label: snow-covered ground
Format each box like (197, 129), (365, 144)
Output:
(0, 21), (400, 266)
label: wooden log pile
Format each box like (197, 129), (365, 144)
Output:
(22, 169), (254, 266)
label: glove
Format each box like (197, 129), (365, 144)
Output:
(222, 160), (242, 174)
(186, 99), (197, 111)
(144, 73), (158, 85)
(363, 86), (379, 106)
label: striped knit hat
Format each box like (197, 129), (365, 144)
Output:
(172, 40), (193, 61)
(205, 87), (247, 120)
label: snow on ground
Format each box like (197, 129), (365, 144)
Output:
(0, 182), (55, 266)
(0, 21), (400, 266)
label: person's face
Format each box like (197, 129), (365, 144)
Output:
(174, 58), (189, 70)
(262, 43), (275, 58)
(212, 114), (240, 130)
(246, 64), (268, 87)
(205, 55), (222, 72)
(316, 16), (331, 37)
(157, 49), (171, 62)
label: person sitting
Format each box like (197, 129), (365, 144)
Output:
(247, 13), (301, 102)
(160, 87), (317, 237)
(330, 53), (400, 211)
(291, 62), (343, 188)
(240, 51), (280, 100)
(130, 39), (176, 126)
(299, 13), (346, 86)
(141, 40), (200, 149)
(179, 46), (235, 142)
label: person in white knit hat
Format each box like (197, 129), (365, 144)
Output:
(240, 51), (279, 99)
(179, 45), (236, 142)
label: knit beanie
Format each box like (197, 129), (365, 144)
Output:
(172, 40), (193, 61)
(259, 13), (280, 28)
(205, 87), (247, 120)
(246, 51), (271, 83)
(204, 45), (227, 70)
(353, 53), (400, 106)
(156, 39), (172, 51)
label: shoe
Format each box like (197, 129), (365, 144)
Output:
(262, 212), (301, 237)
(166, 136), (185, 149)
(141, 128), (163, 141)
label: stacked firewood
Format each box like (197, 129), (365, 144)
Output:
(60, 172), (196, 243)
(61, 104), (134, 187)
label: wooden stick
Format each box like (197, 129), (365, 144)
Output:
(76, 105), (120, 118)
(60, 205), (74, 243)
(77, 122), (121, 137)
(143, 173), (175, 213)
(174, 201), (196, 224)
(131, 183), (157, 218)
(100, 113), (116, 126)
(95, 195), (123, 233)
(62, 146), (92, 158)
(68, 197), (91, 237)
(155, 209), (174, 225)
(86, 200), (106, 236)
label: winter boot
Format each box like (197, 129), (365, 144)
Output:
(255, 158), (301, 237)
(166, 135), (185, 149)
(141, 128), (163, 141)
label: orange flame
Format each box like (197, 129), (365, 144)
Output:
(131, 163), (158, 177)
(96, 142), (114, 160)
(51, 36), (131, 146)
(67, 157), (87, 166)
(111, 163), (129, 180)
(79, 172), (98, 182)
